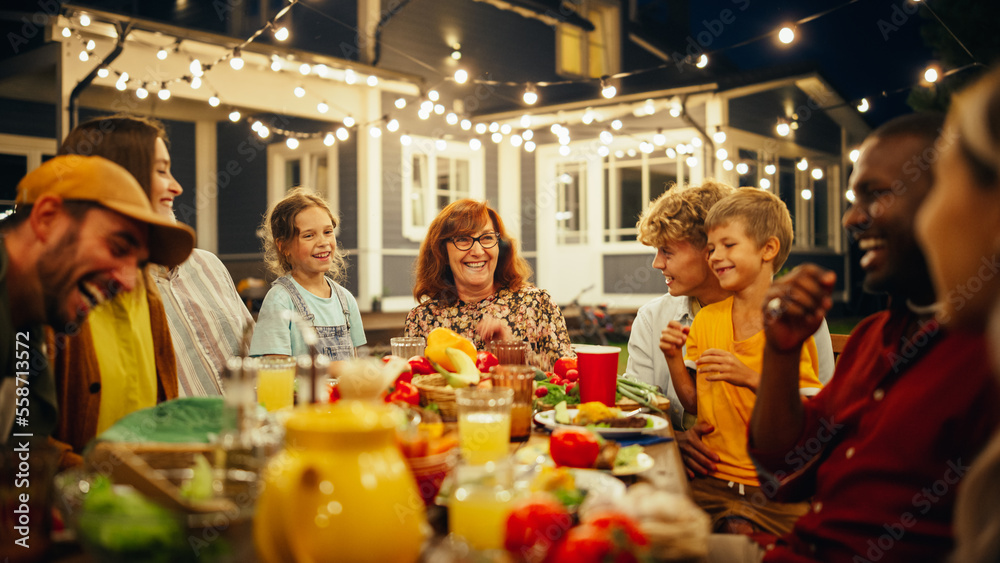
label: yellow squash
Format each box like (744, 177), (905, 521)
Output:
(423, 327), (476, 371)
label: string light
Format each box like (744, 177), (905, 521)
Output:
(696, 54), (709, 68)
(582, 108), (596, 125)
(158, 84), (171, 100)
(229, 110), (241, 122)
(343, 116), (355, 127)
(600, 130), (613, 145)
(522, 83), (538, 105)
(299, 63), (311, 75)
(492, 132), (503, 143)
(446, 113), (459, 125)
(230, 48), (244, 70)
(451, 45), (462, 60)
(511, 135), (523, 147)
(500, 124), (512, 135)
(686, 156), (698, 167)
(79, 13), (91, 26)
(846, 189), (856, 202)
(470, 138), (482, 150)
(522, 129), (533, 141)
(395, 98), (407, 109)
(653, 130), (666, 146)
(324, 133), (335, 146)
(797, 158), (809, 171)
(776, 120), (791, 137)
(601, 79), (617, 99)
(801, 189), (813, 200)
(760, 178), (771, 189)
(596, 145), (608, 157)
(666, 147), (677, 159)
(713, 129), (726, 144)
(716, 148), (728, 160)
(461, 119), (472, 130)
(812, 168), (824, 180)
(190, 76), (202, 89)
(317, 101), (329, 113)
(428, 90), (440, 102)
(400, 134), (412, 146)
(336, 127), (349, 141)
(190, 59), (203, 77)
(344, 69), (356, 84)
(135, 84), (148, 99)
(475, 123), (487, 134)
(294, 85), (305, 97)
(86, 39), (96, 51)
(286, 138), (299, 149)
(208, 95), (220, 107)
(271, 57), (282, 71)
(273, 25), (289, 41)
(559, 145), (571, 156)
(849, 149), (860, 163)
(61, 27), (71, 38)
(436, 139), (447, 151)
(525, 141), (536, 152)
(736, 162), (749, 175)
(434, 104), (445, 115)
(765, 164), (777, 175)
(722, 159), (733, 170)
(454, 69), (468, 84)
(857, 98), (870, 112)
(386, 118), (399, 132)
(778, 26), (796, 44)
(79, 50), (89, 62)
(367, 75), (378, 87)
(611, 119), (623, 130)
(370, 126), (382, 138)
(923, 65), (940, 84)
(96, 67), (109, 78)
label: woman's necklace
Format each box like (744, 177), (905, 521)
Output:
(906, 299), (940, 316)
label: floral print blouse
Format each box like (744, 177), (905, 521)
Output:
(404, 285), (573, 371)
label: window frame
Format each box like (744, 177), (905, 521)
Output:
(555, 0), (621, 79)
(401, 135), (485, 241)
(0, 134), (57, 211)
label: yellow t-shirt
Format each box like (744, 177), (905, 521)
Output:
(91, 274), (158, 435)
(684, 296), (822, 485)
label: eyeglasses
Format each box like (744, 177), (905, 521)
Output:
(448, 232), (500, 251)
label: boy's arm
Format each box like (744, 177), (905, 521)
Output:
(660, 321), (696, 413)
(751, 265), (835, 456)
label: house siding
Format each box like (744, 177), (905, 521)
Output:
(520, 151), (537, 252)
(603, 254), (661, 295)
(338, 134), (359, 251)
(383, 255), (417, 297)
(216, 120), (269, 255)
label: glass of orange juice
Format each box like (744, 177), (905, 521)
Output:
(490, 365), (536, 442)
(256, 356), (297, 411)
(455, 387), (513, 465)
(449, 460), (514, 552)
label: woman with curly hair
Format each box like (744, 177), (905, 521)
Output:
(404, 199), (571, 370)
(250, 187), (365, 360)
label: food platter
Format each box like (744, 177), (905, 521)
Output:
(533, 409), (669, 437)
(514, 443), (655, 476)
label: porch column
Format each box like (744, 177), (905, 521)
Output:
(356, 88), (383, 311)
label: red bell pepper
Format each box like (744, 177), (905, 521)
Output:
(408, 355), (436, 375)
(476, 350), (499, 373)
(385, 380), (420, 406)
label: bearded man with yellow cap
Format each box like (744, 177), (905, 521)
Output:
(0, 155), (194, 453)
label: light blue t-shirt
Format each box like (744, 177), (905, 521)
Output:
(249, 275), (366, 357)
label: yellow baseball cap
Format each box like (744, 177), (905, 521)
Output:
(15, 155), (195, 268)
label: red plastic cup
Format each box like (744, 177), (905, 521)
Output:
(576, 345), (619, 406)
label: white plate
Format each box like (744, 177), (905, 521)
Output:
(533, 409), (669, 436)
(514, 443), (655, 476)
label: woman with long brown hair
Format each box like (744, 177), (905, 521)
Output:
(404, 199), (571, 370)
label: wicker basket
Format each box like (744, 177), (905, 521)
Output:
(412, 374), (458, 421)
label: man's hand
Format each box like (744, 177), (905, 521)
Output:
(764, 265), (837, 352)
(698, 349), (760, 391)
(677, 421), (719, 479)
(659, 321), (689, 360)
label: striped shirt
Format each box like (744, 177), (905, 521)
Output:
(152, 249), (254, 396)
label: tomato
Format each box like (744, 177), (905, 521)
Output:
(548, 512), (648, 563)
(408, 356), (436, 375)
(553, 357), (577, 378)
(563, 369), (579, 382)
(476, 350), (500, 373)
(549, 427), (600, 469)
(504, 494), (573, 558)
(535, 387), (549, 398)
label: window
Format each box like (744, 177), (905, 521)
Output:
(556, 162), (587, 244)
(402, 136), (485, 240)
(604, 153), (675, 242)
(268, 138), (339, 215)
(0, 134), (56, 215)
(556, 1), (620, 79)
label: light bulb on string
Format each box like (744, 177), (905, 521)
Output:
(294, 86), (305, 98)
(420, 100), (433, 113)
(849, 149), (860, 163)
(345, 69), (356, 84)
(370, 126), (382, 138)
(696, 54), (708, 68)
(343, 116), (355, 127)
(230, 48), (244, 70)
(387, 119), (399, 132)
(716, 148), (728, 160)
(428, 90), (439, 102)
(190, 76), (202, 89)
(600, 130), (613, 145)
(713, 129), (726, 143)
(317, 102), (329, 113)
(336, 127), (349, 141)
(653, 130), (666, 146)
(434, 104), (445, 115)
(797, 158), (809, 171)
(451, 49), (462, 60)
(665, 147), (677, 159)
(470, 138), (482, 150)
(135, 85), (148, 99)
(418, 110), (430, 120)
(601, 79), (617, 99)
(79, 13), (91, 26)
(490, 122), (500, 133)
(299, 63), (311, 75)
(454, 69), (468, 84)
(686, 156), (698, 168)
(521, 115), (531, 128)
(736, 162), (749, 175)
(492, 132), (503, 143)
(801, 189), (813, 200)
(522, 84), (538, 105)
(511, 135), (523, 147)
(760, 178), (771, 190)
(525, 141), (537, 152)
(691, 136), (702, 148)
(229, 110), (241, 122)
(208, 95), (220, 107)
(640, 142), (654, 154)
(522, 129), (533, 141)
(86, 39), (96, 51)
(846, 189), (856, 203)
(97, 67), (109, 78)
(436, 139), (447, 151)
(778, 26), (795, 44)
(596, 145), (608, 157)
(444, 112), (458, 125)
(611, 119), (623, 130)
(271, 57), (282, 72)
(923, 65), (940, 84)
(158, 84), (171, 100)
(475, 123), (487, 134)
(776, 120), (791, 137)
(61, 27), (71, 38)
(324, 133), (335, 146)
(582, 108), (595, 125)
(857, 98), (870, 113)
(500, 124), (512, 135)
(286, 138), (299, 149)
(395, 98), (406, 109)
(79, 50), (89, 62)
(461, 119), (472, 131)
(258, 126), (270, 139)
(722, 159), (733, 171)
(190, 59), (203, 77)
(367, 75), (378, 87)
(252, 121), (263, 132)
(669, 105), (682, 118)
(559, 145), (571, 156)
(812, 168), (824, 180)
(627, 149), (637, 158)
(273, 26), (289, 41)
(765, 164), (776, 175)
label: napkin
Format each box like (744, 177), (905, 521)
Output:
(615, 434), (674, 447)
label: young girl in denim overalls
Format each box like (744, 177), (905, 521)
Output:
(250, 188), (366, 360)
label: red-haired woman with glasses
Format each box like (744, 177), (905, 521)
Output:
(404, 199), (572, 370)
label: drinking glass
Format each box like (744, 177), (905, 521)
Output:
(455, 387), (513, 465)
(448, 460), (514, 552)
(390, 336), (426, 359)
(487, 339), (530, 365)
(490, 365), (536, 442)
(575, 345), (620, 406)
(255, 356), (297, 411)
